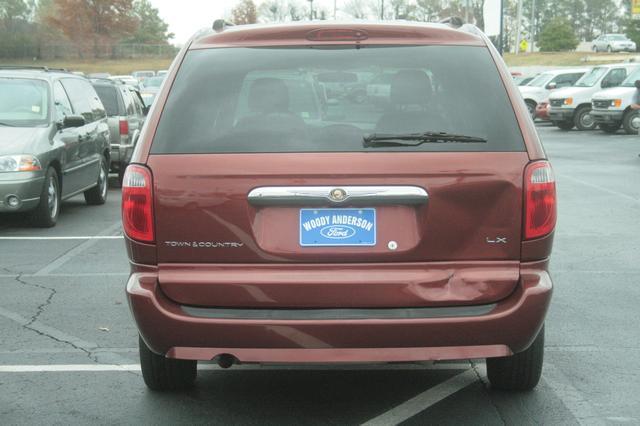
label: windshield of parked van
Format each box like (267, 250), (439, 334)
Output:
(0, 78), (49, 126)
(527, 73), (553, 87)
(622, 68), (640, 87)
(151, 45), (525, 153)
(575, 67), (607, 87)
(608, 35), (627, 41)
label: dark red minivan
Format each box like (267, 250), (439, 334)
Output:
(123, 21), (555, 391)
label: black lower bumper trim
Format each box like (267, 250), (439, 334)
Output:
(181, 304), (497, 320)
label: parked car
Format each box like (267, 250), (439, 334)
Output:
(124, 21), (555, 392)
(535, 100), (550, 120)
(139, 76), (165, 107)
(519, 68), (588, 119)
(157, 70), (169, 77)
(110, 75), (140, 90)
(92, 79), (147, 184)
(592, 34), (637, 53)
(591, 67), (640, 134)
(132, 70), (155, 83)
(548, 63), (640, 130)
(516, 75), (536, 86)
(0, 67), (110, 227)
(88, 72), (111, 79)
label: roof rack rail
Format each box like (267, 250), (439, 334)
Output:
(0, 65), (70, 73)
(438, 17), (465, 29)
(212, 19), (234, 32)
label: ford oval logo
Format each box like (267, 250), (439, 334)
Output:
(320, 225), (356, 239)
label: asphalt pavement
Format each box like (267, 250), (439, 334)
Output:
(1, 123), (639, 425)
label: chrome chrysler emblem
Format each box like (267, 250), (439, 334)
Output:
(329, 188), (347, 202)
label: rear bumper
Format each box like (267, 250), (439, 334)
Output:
(110, 144), (134, 170)
(548, 107), (574, 122)
(127, 265), (552, 363)
(591, 109), (623, 123)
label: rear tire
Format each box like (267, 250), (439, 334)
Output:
(30, 167), (60, 228)
(84, 156), (108, 205)
(556, 120), (574, 131)
(607, 45), (613, 53)
(487, 325), (544, 391)
(139, 336), (197, 391)
(574, 106), (597, 131)
(599, 122), (620, 134)
(622, 110), (640, 134)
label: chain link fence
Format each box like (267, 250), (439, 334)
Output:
(1, 43), (179, 60)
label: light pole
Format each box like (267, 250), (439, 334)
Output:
(308, 0), (314, 20)
(530, 0), (536, 52)
(498, 0), (504, 55)
(381, 0), (384, 20)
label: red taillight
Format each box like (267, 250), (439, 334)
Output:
(524, 161), (557, 240)
(122, 165), (154, 243)
(119, 119), (129, 136)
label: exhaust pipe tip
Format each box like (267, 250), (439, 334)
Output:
(215, 354), (237, 369)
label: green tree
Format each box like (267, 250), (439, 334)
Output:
(0, 0), (36, 57)
(232, 0), (257, 25)
(538, 17), (578, 51)
(126, 0), (172, 44)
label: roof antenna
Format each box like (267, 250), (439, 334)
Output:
(212, 19), (234, 32)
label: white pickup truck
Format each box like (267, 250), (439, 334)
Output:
(519, 68), (588, 119)
(548, 63), (640, 131)
(591, 67), (640, 134)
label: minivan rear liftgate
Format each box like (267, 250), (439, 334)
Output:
(147, 151), (529, 309)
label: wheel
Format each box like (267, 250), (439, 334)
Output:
(574, 106), (597, 131)
(556, 120), (574, 130)
(83, 156), (108, 205)
(599, 122), (620, 133)
(487, 325), (544, 391)
(622, 110), (640, 134)
(139, 336), (197, 391)
(592, 45), (598, 52)
(525, 100), (537, 120)
(30, 167), (60, 228)
(607, 45), (612, 53)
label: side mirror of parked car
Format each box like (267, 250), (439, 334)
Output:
(546, 82), (557, 90)
(62, 115), (86, 129)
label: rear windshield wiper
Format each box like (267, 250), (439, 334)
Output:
(363, 132), (487, 148)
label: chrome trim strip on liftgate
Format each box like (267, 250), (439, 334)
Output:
(247, 186), (429, 206)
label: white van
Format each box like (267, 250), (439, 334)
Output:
(519, 68), (588, 119)
(591, 67), (640, 134)
(548, 63), (640, 130)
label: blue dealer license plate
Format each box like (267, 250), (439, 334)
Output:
(299, 208), (376, 247)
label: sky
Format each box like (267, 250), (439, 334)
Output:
(149, 0), (502, 45)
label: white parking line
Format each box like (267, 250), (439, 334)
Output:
(0, 236), (123, 240)
(33, 222), (122, 276)
(543, 362), (606, 426)
(361, 368), (478, 426)
(558, 173), (640, 205)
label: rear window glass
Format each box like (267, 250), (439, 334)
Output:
(93, 85), (119, 116)
(151, 45), (525, 154)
